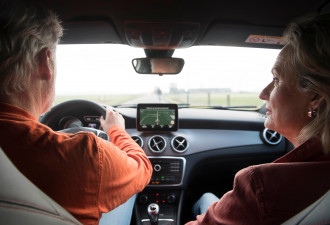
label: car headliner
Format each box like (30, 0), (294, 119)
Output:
(40, 0), (330, 50)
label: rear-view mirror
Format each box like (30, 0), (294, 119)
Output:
(132, 58), (184, 75)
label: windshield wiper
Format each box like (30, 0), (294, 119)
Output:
(176, 103), (190, 108)
(177, 105), (257, 110)
(112, 103), (191, 108)
(210, 105), (257, 110)
(111, 104), (138, 108)
(111, 104), (257, 110)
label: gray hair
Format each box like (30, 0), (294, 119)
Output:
(284, 13), (330, 153)
(0, 1), (63, 95)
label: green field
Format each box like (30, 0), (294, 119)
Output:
(164, 92), (264, 108)
(53, 94), (142, 106)
(54, 92), (264, 109)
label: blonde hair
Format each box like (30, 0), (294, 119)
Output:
(0, 1), (63, 95)
(284, 13), (330, 153)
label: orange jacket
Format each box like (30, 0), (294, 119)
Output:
(0, 102), (152, 225)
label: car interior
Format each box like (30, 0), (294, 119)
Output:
(1, 0), (330, 224)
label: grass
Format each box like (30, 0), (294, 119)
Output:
(54, 92), (264, 109)
(164, 92), (264, 108)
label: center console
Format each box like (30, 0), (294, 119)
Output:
(134, 157), (186, 225)
(134, 103), (185, 225)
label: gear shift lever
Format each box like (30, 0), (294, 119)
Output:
(147, 203), (159, 225)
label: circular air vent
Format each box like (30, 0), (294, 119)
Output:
(262, 128), (283, 145)
(148, 135), (166, 153)
(131, 135), (144, 148)
(171, 136), (189, 153)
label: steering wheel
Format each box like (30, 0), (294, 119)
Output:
(39, 99), (109, 141)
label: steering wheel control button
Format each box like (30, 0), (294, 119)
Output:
(154, 164), (162, 172)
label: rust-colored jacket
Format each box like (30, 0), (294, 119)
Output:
(186, 138), (330, 225)
(0, 102), (152, 225)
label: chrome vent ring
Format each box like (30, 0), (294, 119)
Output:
(171, 136), (189, 153)
(148, 135), (166, 153)
(131, 135), (144, 148)
(262, 128), (282, 145)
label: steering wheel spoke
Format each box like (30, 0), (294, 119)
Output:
(60, 127), (109, 141)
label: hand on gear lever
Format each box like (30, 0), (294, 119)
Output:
(147, 203), (159, 225)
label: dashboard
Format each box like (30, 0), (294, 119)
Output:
(42, 103), (288, 188)
(40, 101), (290, 224)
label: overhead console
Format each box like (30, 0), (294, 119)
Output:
(125, 21), (200, 49)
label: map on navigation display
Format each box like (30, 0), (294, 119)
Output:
(137, 104), (178, 131)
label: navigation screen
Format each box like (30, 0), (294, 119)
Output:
(137, 104), (178, 131)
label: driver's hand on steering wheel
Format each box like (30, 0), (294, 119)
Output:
(100, 106), (125, 133)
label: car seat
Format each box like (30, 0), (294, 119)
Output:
(0, 147), (81, 225)
(282, 189), (330, 225)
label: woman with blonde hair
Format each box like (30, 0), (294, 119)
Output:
(186, 12), (330, 225)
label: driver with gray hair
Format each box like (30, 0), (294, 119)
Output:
(0, 1), (152, 225)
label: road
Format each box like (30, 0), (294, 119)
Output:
(123, 93), (167, 104)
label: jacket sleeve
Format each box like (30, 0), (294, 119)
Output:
(185, 167), (263, 225)
(97, 126), (153, 214)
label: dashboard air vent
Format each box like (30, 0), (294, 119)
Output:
(131, 135), (144, 148)
(262, 128), (282, 145)
(148, 135), (166, 153)
(171, 136), (189, 153)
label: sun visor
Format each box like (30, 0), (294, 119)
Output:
(60, 21), (123, 44)
(199, 24), (285, 49)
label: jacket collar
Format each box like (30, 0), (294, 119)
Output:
(0, 102), (37, 121)
(274, 138), (330, 163)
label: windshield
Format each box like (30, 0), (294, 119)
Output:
(55, 44), (280, 109)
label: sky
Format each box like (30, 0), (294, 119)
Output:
(55, 44), (280, 95)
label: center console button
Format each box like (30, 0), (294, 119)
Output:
(167, 193), (176, 204)
(154, 164), (161, 172)
(139, 194), (149, 204)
